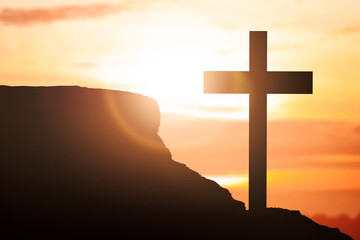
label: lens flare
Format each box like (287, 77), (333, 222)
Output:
(104, 90), (167, 152)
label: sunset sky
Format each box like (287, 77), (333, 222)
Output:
(1, 0), (360, 220)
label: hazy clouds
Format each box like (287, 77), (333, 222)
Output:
(0, 3), (131, 25)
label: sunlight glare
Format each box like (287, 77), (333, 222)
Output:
(95, 11), (285, 120)
(206, 174), (248, 188)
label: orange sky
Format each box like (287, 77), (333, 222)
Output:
(1, 0), (360, 217)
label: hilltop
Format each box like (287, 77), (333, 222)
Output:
(0, 86), (352, 239)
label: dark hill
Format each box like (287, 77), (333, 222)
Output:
(0, 86), (352, 239)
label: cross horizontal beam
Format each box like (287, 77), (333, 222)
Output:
(204, 71), (312, 94)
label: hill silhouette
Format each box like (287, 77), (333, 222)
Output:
(0, 85), (352, 239)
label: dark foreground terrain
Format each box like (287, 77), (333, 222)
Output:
(0, 86), (352, 239)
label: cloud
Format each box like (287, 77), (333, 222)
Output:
(354, 124), (360, 134)
(268, 43), (303, 51)
(160, 116), (360, 172)
(72, 62), (99, 69)
(306, 161), (360, 169)
(197, 106), (244, 113)
(0, 4), (130, 25)
(330, 25), (360, 36)
(267, 121), (360, 156)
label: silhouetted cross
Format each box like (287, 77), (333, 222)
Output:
(204, 31), (313, 212)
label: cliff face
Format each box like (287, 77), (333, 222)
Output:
(0, 86), (351, 239)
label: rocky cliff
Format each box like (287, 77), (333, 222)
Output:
(0, 86), (351, 239)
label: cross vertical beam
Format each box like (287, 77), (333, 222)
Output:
(249, 32), (267, 212)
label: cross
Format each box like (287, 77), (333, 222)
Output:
(204, 31), (312, 212)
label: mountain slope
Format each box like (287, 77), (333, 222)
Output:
(0, 85), (351, 239)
